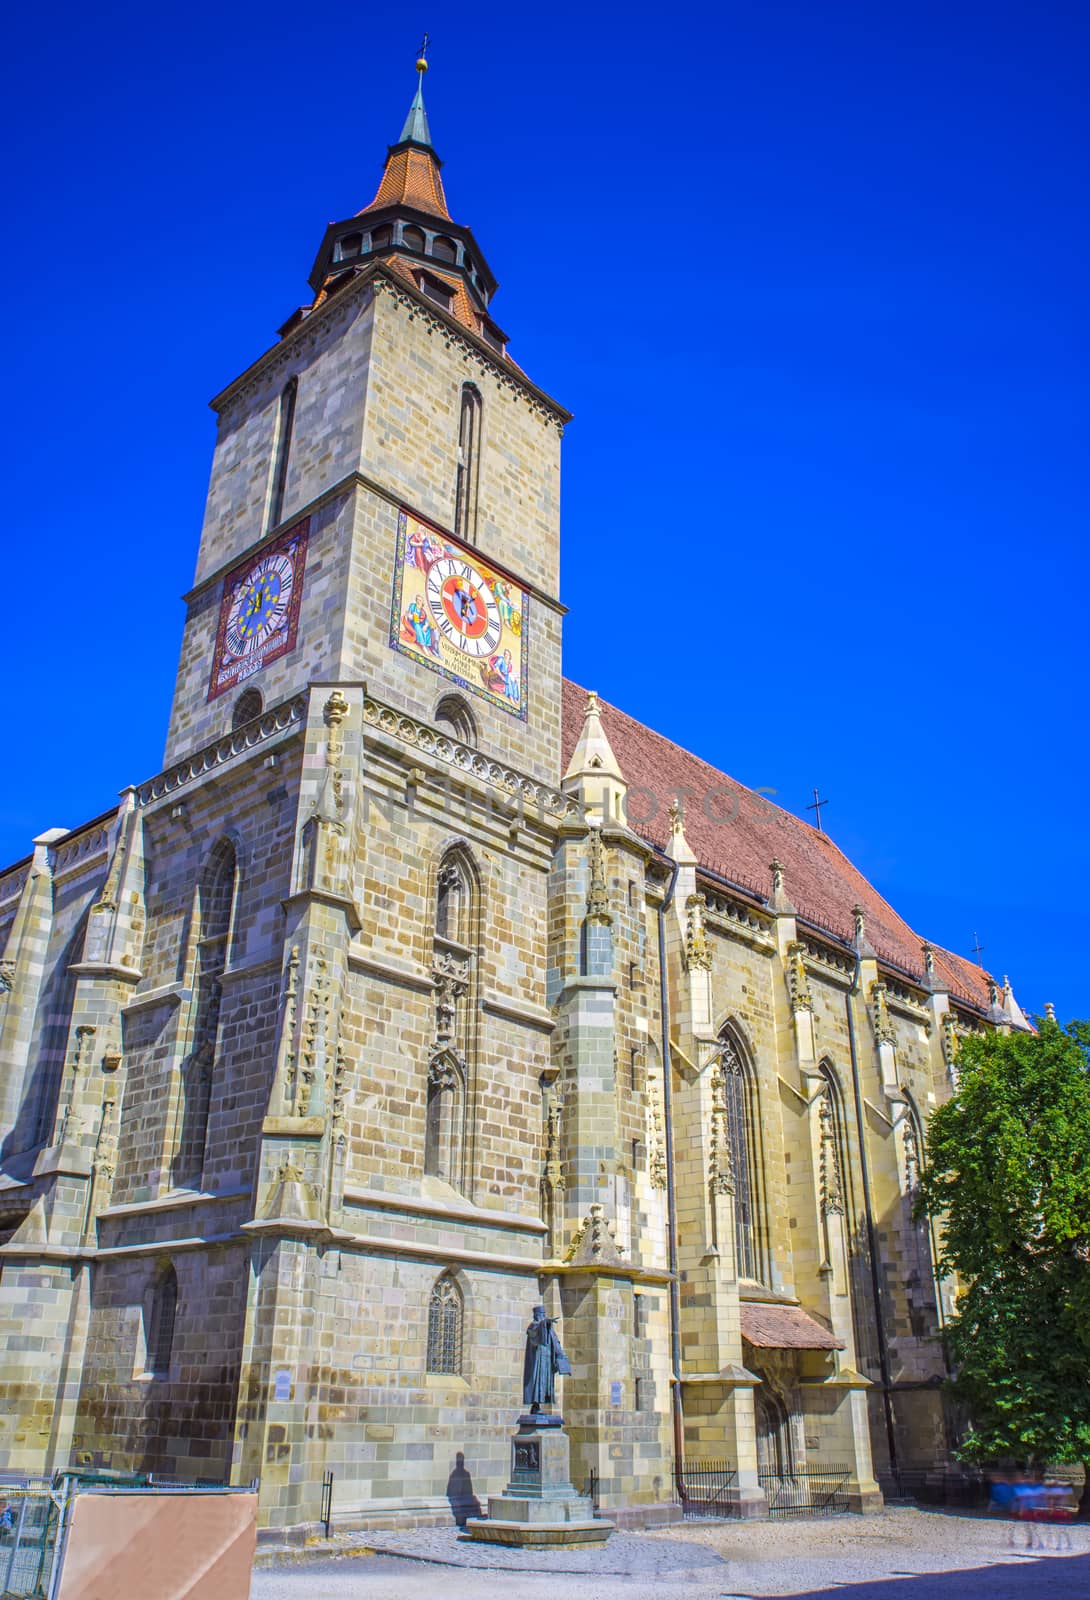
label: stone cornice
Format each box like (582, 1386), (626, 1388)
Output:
(480, 993), (555, 1034)
(362, 694), (581, 825)
(368, 270), (571, 431)
(208, 263), (570, 432)
(182, 470), (566, 617)
(343, 1183), (547, 1235)
(136, 696), (306, 807)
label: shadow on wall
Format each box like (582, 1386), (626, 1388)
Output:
(783, 1553), (1090, 1599)
(446, 1451), (482, 1527)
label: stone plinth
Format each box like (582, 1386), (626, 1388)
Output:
(465, 1414), (614, 1547)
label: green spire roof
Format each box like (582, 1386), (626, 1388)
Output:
(399, 64), (433, 147)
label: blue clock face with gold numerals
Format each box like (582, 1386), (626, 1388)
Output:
(208, 520), (309, 702)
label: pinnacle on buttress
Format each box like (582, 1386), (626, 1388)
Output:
(667, 797), (698, 869)
(767, 859), (796, 916)
(851, 904), (876, 960)
(1001, 975), (1031, 1032)
(563, 690), (628, 825)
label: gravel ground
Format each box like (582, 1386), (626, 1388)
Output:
(251, 1507), (1090, 1599)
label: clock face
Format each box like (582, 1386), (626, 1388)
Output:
(424, 557), (503, 658)
(390, 510), (528, 720)
(208, 520), (308, 701)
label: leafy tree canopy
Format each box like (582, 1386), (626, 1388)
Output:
(916, 1018), (1090, 1465)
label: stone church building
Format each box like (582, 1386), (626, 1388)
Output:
(0, 58), (1030, 1531)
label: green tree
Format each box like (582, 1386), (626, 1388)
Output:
(916, 1017), (1090, 1466)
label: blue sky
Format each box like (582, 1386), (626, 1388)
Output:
(2, 1), (1087, 1018)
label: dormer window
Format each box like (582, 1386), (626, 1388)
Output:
(478, 321), (505, 356)
(337, 232), (363, 261)
(418, 272), (453, 311)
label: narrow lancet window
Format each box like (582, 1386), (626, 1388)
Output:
(147, 1264), (178, 1378)
(426, 1273), (464, 1375)
(454, 384), (482, 543)
(718, 1029), (764, 1282)
(174, 841), (237, 1187)
(267, 377), (298, 531)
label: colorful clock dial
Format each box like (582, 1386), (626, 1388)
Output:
(391, 510), (528, 720)
(208, 521), (308, 701)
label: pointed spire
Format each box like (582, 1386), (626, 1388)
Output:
(851, 904), (875, 961)
(1002, 975), (1031, 1032)
(362, 40), (450, 219)
(668, 798), (698, 868)
(767, 858), (796, 916)
(563, 690), (628, 824)
(399, 44), (434, 148)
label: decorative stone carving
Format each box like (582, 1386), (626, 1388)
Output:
(785, 941), (813, 1013)
(564, 1202), (625, 1266)
(852, 904), (875, 958)
(646, 1064), (667, 1191)
(869, 981), (896, 1046)
(940, 1009), (959, 1076)
(1045, 1001), (1056, 1023)
(295, 953), (330, 1116)
(685, 893), (712, 972)
(818, 1090), (843, 1215)
(73, 1025), (97, 1073)
(708, 1062), (735, 1196)
(432, 950), (470, 1046)
(323, 690), (349, 806)
(543, 1097), (565, 1197)
(902, 1118), (920, 1191)
(584, 827), (612, 926)
(0, 959), (13, 996)
(276, 946), (301, 1106)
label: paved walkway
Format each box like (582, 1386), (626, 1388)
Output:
(252, 1508), (1090, 1597)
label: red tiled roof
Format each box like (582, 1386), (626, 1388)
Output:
(740, 1302), (843, 1350)
(361, 146), (450, 220)
(560, 681), (992, 1011)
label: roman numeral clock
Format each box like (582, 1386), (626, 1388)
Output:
(208, 521), (309, 701)
(391, 510), (528, 719)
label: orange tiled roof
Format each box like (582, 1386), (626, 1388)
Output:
(740, 1302), (843, 1350)
(560, 680), (993, 1011)
(375, 255), (488, 344)
(362, 146), (450, 221)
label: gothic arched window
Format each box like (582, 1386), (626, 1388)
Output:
(146, 1263), (178, 1378)
(435, 849), (475, 948)
(267, 376), (298, 531)
(174, 840), (237, 1187)
(717, 1028), (764, 1283)
(434, 693), (477, 748)
(426, 1273), (464, 1375)
(454, 384), (482, 543)
(232, 687), (263, 730)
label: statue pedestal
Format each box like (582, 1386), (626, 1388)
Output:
(465, 1414), (614, 1547)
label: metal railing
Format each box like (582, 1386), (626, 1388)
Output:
(878, 1466), (989, 1510)
(0, 1480), (61, 1600)
(673, 1460), (738, 1519)
(759, 1465), (850, 1519)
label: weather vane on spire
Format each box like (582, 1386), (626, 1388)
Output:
(417, 33), (430, 72)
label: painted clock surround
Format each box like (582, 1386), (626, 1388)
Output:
(208, 519), (309, 702)
(390, 509), (529, 720)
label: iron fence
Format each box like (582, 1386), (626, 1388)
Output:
(673, 1460), (738, 1519)
(0, 1480), (61, 1600)
(583, 1470), (600, 1513)
(759, 1465), (850, 1519)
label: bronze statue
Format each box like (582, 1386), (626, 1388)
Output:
(522, 1304), (571, 1412)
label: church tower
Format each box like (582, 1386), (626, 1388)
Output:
(164, 47), (568, 782)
